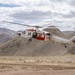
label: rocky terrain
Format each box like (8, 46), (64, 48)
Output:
(0, 27), (74, 56)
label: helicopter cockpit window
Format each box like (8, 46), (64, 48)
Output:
(22, 31), (26, 34)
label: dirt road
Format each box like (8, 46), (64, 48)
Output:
(0, 56), (75, 75)
(0, 68), (75, 75)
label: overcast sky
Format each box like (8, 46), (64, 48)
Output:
(0, 0), (75, 31)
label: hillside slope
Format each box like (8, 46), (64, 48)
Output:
(44, 27), (75, 39)
(0, 27), (74, 56)
(0, 37), (73, 56)
(44, 27), (64, 37)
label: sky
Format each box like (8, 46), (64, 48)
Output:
(0, 0), (75, 31)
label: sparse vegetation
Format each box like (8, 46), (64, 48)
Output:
(0, 56), (75, 70)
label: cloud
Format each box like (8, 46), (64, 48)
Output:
(0, 0), (75, 31)
(50, 0), (66, 3)
(10, 10), (52, 23)
(69, 0), (75, 6)
(62, 11), (75, 18)
(0, 3), (20, 7)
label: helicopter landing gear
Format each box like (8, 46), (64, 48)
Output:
(28, 38), (32, 42)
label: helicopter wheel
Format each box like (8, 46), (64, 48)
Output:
(28, 38), (32, 42)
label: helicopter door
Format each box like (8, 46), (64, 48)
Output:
(27, 31), (33, 38)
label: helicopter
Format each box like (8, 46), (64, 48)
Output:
(1, 21), (75, 44)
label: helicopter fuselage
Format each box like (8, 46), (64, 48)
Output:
(17, 28), (48, 42)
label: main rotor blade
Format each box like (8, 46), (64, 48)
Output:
(2, 21), (43, 29)
(32, 26), (42, 28)
(2, 21), (54, 29)
(2, 21), (32, 27)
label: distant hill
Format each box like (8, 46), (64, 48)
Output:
(44, 27), (65, 36)
(63, 31), (74, 35)
(0, 28), (17, 44)
(0, 28), (16, 37)
(63, 31), (75, 39)
(70, 32), (75, 37)
(0, 33), (12, 44)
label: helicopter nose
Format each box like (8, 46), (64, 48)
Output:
(17, 32), (21, 36)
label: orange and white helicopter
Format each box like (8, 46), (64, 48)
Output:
(2, 21), (75, 44)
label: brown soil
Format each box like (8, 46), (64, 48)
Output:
(0, 56), (75, 75)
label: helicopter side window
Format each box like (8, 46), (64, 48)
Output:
(28, 32), (31, 35)
(22, 31), (26, 34)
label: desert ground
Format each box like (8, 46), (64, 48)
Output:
(0, 27), (75, 75)
(0, 56), (75, 75)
